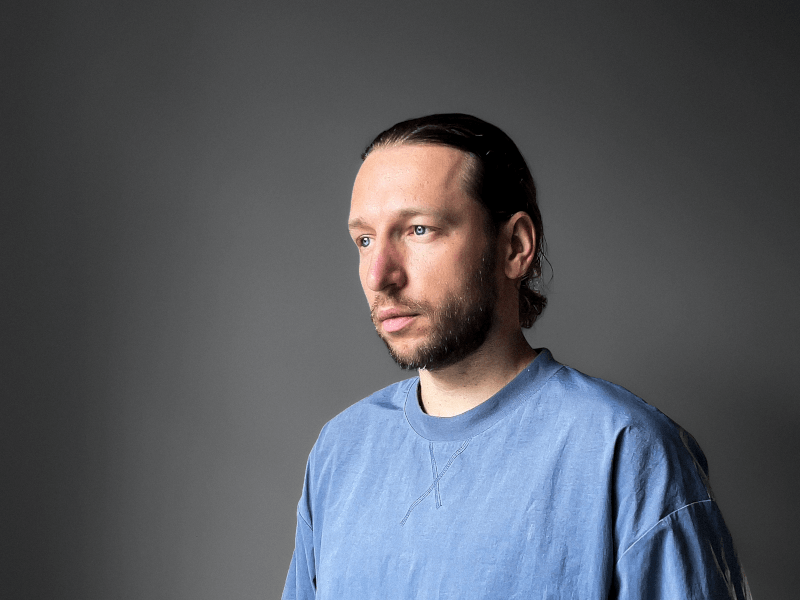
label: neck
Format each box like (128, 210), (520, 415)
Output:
(417, 330), (538, 418)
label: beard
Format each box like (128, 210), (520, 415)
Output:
(370, 242), (498, 371)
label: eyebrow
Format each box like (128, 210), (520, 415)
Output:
(347, 208), (455, 230)
(347, 217), (370, 230)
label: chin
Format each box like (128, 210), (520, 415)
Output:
(387, 343), (424, 364)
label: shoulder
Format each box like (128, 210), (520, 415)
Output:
(312, 377), (417, 454)
(539, 360), (680, 440)
(536, 355), (712, 494)
(539, 357), (719, 550)
(301, 377), (418, 514)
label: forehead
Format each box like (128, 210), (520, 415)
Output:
(349, 144), (477, 221)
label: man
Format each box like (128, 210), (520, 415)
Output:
(283, 114), (750, 599)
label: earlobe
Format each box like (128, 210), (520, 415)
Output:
(503, 212), (536, 280)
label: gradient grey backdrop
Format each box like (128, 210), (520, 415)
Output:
(4, 1), (798, 598)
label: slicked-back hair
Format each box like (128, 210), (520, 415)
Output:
(362, 113), (547, 328)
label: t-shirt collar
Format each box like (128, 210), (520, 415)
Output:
(402, 348), (562, 441)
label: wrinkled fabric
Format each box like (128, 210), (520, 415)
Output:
(282, 349), (750, 599)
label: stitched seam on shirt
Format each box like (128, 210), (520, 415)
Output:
(297, 509), (312, 531)
(429, 443), (442, 508)
(400, 438), (471, 525)
(616, 499), (713, 564)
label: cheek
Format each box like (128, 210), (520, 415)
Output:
(436, 245), (488, 291)
(433, 246), (474, 276)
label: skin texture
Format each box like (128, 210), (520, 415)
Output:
(349, 144), (539, 417)
(366, 237), (498, 372)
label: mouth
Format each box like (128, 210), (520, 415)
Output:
(374, 306), (421, 334)
(381, 314), (417, 333)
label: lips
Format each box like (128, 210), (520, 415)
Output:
(382, 315), (416, 333)
(374, 307), (420, 334)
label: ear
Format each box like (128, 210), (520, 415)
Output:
(500, 211), (536, 283)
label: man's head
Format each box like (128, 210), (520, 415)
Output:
(348, 114), (547, 371)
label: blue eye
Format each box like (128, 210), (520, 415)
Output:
(413, 225), (428, 236)
(358, 237), (371, 248)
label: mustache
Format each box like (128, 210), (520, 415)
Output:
(370, 296), (431, 321)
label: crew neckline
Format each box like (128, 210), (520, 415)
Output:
(402, 348), (563, 441)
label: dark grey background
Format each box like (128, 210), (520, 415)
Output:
(3, 0), (798, 598)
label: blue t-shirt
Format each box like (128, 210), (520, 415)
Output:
(283, 350), (750, 599)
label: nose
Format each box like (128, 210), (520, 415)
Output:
(365, 239), (406, 292)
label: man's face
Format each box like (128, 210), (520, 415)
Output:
(348, 144), (498, 370)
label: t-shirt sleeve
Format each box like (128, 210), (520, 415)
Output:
(282, 454), (317, 600)
(281, 510), (316, 600)
(614, 498), (751, 599)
